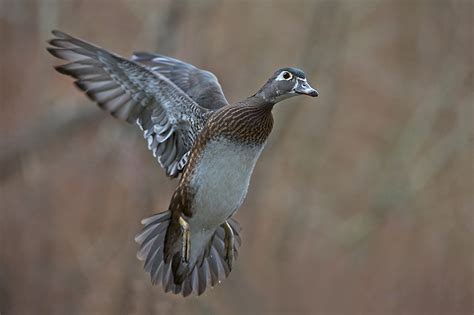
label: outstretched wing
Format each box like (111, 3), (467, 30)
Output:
(132, 52), (229, 110)
(47, 30), (210, 177)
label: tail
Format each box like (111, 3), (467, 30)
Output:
(135, 211), (241, 297)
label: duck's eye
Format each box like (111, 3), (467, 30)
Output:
(282, 71), (292, 80)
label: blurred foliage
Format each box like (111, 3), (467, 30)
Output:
(0, 0), (472, 314)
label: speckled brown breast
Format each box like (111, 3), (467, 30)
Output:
(177, 102), (273, 197)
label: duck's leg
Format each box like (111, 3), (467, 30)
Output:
(178, 216), (190, 262)
(221, 220), (234, 269)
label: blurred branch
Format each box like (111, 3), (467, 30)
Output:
(377, 68), (470, 201)
(38, 0), (58, 44)
(410, 97), (471, 192)
(0, 105), (102, 180)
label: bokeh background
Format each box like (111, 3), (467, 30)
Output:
(1, 0), (473, 314)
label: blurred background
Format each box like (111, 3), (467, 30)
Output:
(0, 0), (473, 314)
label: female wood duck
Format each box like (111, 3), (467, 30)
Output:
(48, 30), (318, 297)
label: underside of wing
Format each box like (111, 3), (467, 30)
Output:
(132, 52), (229, 110)
(47, 30), (210, 177)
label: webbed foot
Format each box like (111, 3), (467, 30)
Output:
(178, 216), (190, 262)
(221, 220), (235, 269)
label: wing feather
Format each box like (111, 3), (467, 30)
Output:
(48, 30), (211, 177)
(132, 52), (229, 110)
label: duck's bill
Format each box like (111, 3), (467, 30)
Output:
(294, 80), (319, 97)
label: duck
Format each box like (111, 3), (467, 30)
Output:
(47, 30), (319, 297)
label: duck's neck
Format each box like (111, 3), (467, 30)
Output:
(242, 93), (275, 109)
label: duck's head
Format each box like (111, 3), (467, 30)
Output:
(256, 67), (318, 104)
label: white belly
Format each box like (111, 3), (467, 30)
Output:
(188, 138), (264, 230)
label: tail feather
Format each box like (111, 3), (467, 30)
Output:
(135, 210), (242, 297)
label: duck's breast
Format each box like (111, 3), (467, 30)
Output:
(188, 137), (264, 230)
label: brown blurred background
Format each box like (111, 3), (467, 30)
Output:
(0, 0), (473, 314)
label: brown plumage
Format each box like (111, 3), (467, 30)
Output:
(47, 30), (318, 297)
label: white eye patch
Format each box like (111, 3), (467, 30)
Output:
(275, 71), (293, 81)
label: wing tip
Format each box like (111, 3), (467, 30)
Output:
(46, 47), (63, 60)
(54, 64), (70, 75)
(73, 80), (87, 91)
(51, 29), (68, 38)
